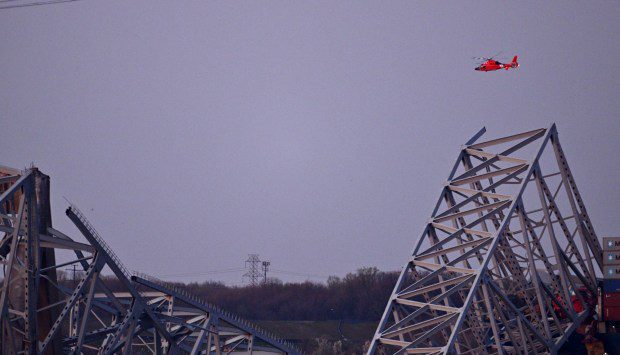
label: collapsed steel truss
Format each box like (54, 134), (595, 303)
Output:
(0, 166), (298, 354)
(369, 124), (603, 354)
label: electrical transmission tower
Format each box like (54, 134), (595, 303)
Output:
(244, 254), (262, 286)
(0, 166), (298, 354)
(369, 124), (603, 354)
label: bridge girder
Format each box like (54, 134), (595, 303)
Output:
(0, 167), (298, 354)
(369, 124), (603, 355)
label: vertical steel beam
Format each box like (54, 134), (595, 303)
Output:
(74, 268), (100, 353)
(190, 315), (210, 355)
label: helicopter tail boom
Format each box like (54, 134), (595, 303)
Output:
(511, 55), (518, 68)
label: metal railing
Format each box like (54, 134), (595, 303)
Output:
(65, 203), (298, 353)
(68, 204), (131, 278)
(133, 271), (300, 353)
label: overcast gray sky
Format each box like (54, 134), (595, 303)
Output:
(2, 1), (619, 284)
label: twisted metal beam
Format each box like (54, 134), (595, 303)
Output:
(0, 167), (298, 354)
(369, 124), (602, 355)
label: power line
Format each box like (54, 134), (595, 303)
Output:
(152, 267), (332, 283)
(0, 0), (85, 10)
(270, 268), (329, 280)
(149, 267), (336, 282)
(157, 267), (246, 278)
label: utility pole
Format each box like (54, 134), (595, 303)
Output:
(261, 261), (270, 284)
(243, 254), (261, 286)
(65, 264), (78, 288)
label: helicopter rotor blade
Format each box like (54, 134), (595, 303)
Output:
(489, 51), (503, 59)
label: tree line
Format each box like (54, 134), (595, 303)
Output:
(57, 266), (398, 321)
(174, 266), (398, 321)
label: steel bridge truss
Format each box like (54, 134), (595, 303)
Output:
(369, 124), (603, 354)
(0, 166), (297, 354)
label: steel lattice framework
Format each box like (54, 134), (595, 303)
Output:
(0, 165), (298, 354)
(369, 124), (603, 355)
